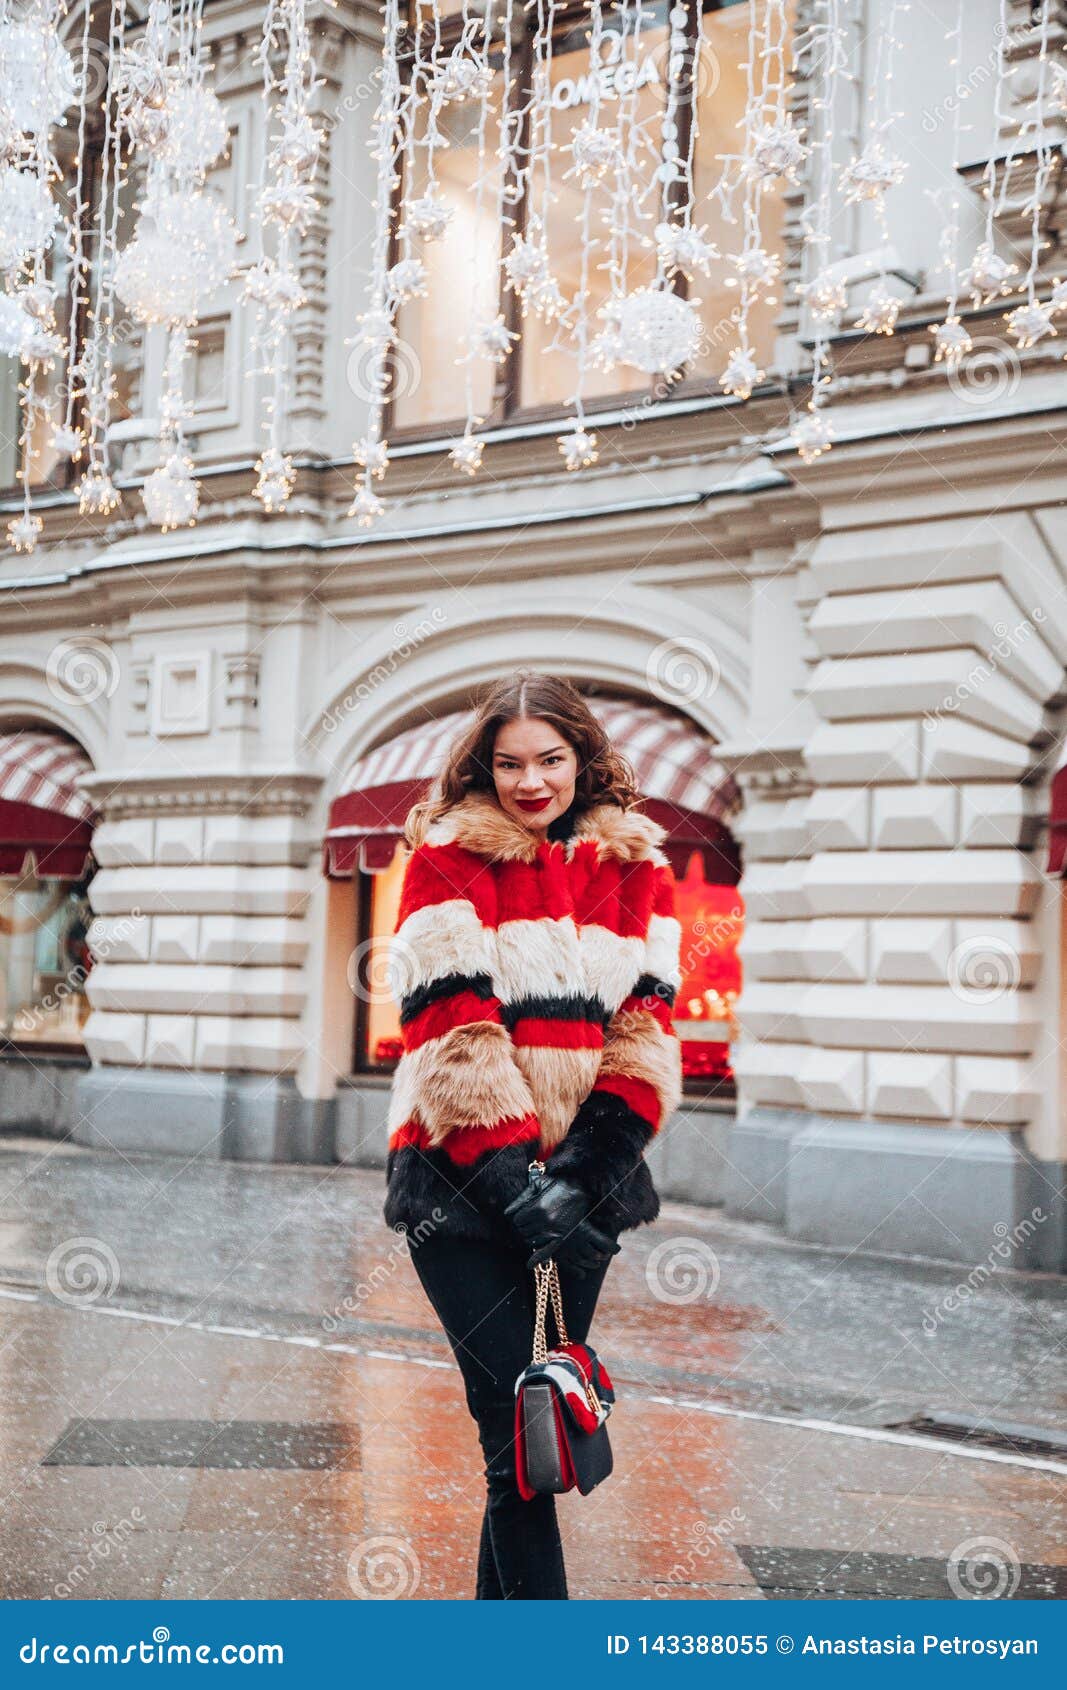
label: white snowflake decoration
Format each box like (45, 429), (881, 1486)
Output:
(747, 118), (808, 185)
(729, 247), (782, 291)
(0, 20), (79, 135)
(449, 435), (484, 476)
(655, 222), (718, 280)
(253, 447), (296, 512)
(476, 315), (517, 364)
(142, 453), (200, 531)
(857, 288), (901, 336)
(354, 436), (389, 480)
(21, 322), (63, 364)
(801, 270), (848, 322)
(1050, 61), (1067, 117)
(841, 145), (906, 203)
(259, 175), (318, 231)
(406, 194), (454, 242)
(567, 123), (622, 188)
(525, 273), (566, 322)
(0, 167), (59, 273)
(792, 408), (834, 464)
(77, 468), (120, 516)
(52, 425), (86, 459)
(615, 288), (702, 377)
(116, 193), (238, 326)
(274, 113), (322, 178)
(719, 346), (764, 401)
(963, 242), (1017, 306)
(431, 56), (494, 105)
(6, 510), (42, 553)
(1006, 300), (1056, 349)
(0, 291), (30, 357)
(243, 259), (305, 314)
(355, 306), (394, 352)
(386, 257), (428, 305)
(558, 428), (597, 472)
(1047, 277), (1067, 315)
(158, 83), (230, 175)
(348, 486), (383, 526)
(929, 316), (972, 367)
(504, 230), (550, 293)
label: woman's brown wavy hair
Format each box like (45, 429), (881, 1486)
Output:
(403, 671), (642, 849)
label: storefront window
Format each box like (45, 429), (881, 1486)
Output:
(392, 0), (791, 432)
(393, 93), (506, 429)
(0, 872), (93, 1047)
(352, 834), (743, 1093)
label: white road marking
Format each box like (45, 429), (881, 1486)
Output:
(2, 1283), (1063, 1474)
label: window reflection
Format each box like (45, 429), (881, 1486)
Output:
(0, 873), (93, 1047)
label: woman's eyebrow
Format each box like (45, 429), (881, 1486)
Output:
(495, 744), (568, 758)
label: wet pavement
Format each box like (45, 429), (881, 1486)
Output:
(0, 1134), (1064, 1600)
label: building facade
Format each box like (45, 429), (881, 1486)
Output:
(1, 0), (1066, 1272)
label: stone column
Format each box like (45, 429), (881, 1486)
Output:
(728, 507), (1067, 1271)
(73, 770), (334, 1163)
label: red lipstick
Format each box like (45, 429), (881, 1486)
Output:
(515, 797), (552, 812)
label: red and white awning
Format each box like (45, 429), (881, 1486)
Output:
(0, 729), (96, 879)
(323, 700), (741, 881)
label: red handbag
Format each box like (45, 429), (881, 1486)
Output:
(513, 1259), (616, 1499)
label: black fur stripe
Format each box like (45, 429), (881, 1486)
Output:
(498, 993), (607, 1028)
(398, 971), (496, 1025)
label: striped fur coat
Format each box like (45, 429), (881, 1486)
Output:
(382, 790), (683, 1246)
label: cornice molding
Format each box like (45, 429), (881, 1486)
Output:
(76, 768), (325, 820)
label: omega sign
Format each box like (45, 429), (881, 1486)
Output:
(551, 31), (676, 111)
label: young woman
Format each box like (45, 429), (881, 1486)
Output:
(383, 670), (683, 1600)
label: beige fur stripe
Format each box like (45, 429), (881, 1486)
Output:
(394, 1020), (539, 1146)
(599, 1009), (684, 1125)
(511, 1043), (604, 1150)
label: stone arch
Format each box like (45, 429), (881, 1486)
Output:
(303, 584), (750, 823)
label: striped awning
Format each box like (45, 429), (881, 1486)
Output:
(323, 700), (741, 881)
(0, 729), (96, 879)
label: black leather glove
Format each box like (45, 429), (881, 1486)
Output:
(503, 1175), (621, 1275)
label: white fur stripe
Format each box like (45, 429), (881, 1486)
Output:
(493, 916), (585, 1002)
(578, 926), (647, 1014)
(389, 899), (493, 1000)
(645, 912), (682, 992)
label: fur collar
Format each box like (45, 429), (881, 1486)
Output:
(425, 789), (668, 865)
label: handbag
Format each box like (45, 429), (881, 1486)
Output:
(513, 1256), (616, 1499)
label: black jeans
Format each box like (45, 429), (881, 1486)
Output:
(406, 1228), (613, 1600)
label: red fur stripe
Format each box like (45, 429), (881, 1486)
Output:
(440, 1114), (541, 1167)
(397, 841), (493, 925)
(594, 1073), (661, 1130)
(652, 861), (676, 918)
(403, 989), (504, 1050)
(618, 991), (675, 1033)
(510, 1018), (604, 1049)
(388, 1117), (430, 1153)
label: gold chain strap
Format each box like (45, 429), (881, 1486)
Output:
(530, 1259), (602, 1417)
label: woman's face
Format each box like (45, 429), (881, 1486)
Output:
(491, 717), (579, 832)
